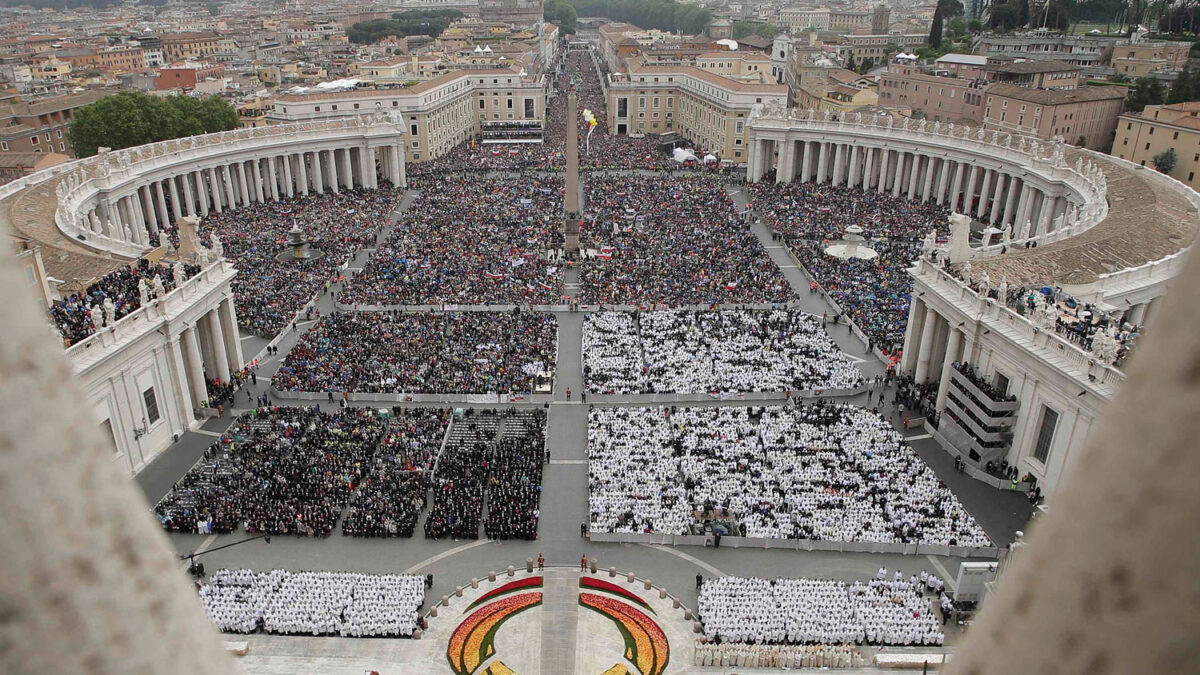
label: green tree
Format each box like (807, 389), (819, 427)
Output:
(544, 0), (578, 33)
(948, 16), (968, 40)
(569, 0), (711, 35)
(347, 10), (464, 44)
(1019, 0), (1031, 25)
(1168, 67), (1198, 103)
(990, 4), (1021, 29)
(929, 8), (944, 47)
(1153, 147), (1178, 173)
(1125, 76), (1168, 112)
(206, 2), (218, 16)
(68, 92), (238, 158)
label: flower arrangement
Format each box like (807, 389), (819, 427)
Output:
(448, 591), (542, 674)
(579, 592), (669, 675)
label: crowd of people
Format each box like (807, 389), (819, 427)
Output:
(195, 187), (399, 337)
(425, 408), (546, 540)
(342, 408), (451, 537)
(581, 175), (792, 305)
(271, 311), (557, 394)
(50, 259), (199, 346)
(155, 407), (388, 536)
(587, 404), (992, 547)
(198, 568), (424, 637)
(338, 176), (565, 306)
(406, 49), (669, 174)
(1003, 283), (1140, 366)
(749, 182), (951, 357)
(582, 310), (863, 394)
(697, 574), (945, 646)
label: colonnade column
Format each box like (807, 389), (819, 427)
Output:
(236, 162), (250, 207)
(340, 148), (353, 189)
(921, 155), (936, 202)
(310, 151), (323, 193)
(1015, 186), (1035, 237)
(963, 166), (980, 216)
(936, 327), (963, 411)
(936, 159), (951, 205)
(989, 174), (1007, 224)
(140, 187), (158, 236)
(976, 169), (994, 219)
(847, 145), (860, 188)
(194, 171), (209, 216)
(207, 168), (223, 213)
(832, 144), (845, 185)
(815, 142), (828, 184)
(294, 153), (307, 196)
(863, 147), (874, 189)
(907, 155), (921, 200)
(206, 309), (231, 384)
(914, 306), (939, 384)
(267, 156), (280, 201)
(891, 153), (905, 197)
(1002, 177), (1021, 225)
(949, 163), (965, 211)
(168, 335), (195, 424)
(181, 324), (207, 409)
(776, 139), (794, 183)
(877, 150), (889, 194)
(218, 297), (243, 375)
(253, 160), (266, 202)
(282, 155), (296, 198)
(180, 176), (196, 217)
(1038, 194), (1057, 234)
(800, 141), (813, 183)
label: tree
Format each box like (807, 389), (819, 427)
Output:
(569, 0), (712, 35)
(1153, 147), (1178, 173)
(1126, 76), (1168, 112)
(732, 20), (775, 40)
(544, 0), (578, 33)
(68, 92), (238, 158)
(929, 8), (944, 48)
(347, 10), (463, 44)
(990, 4), (1021, 29)
(948, 16), (968, 40)
(1019, 0), (1031, 25)
(1168, 67), (1197, 103)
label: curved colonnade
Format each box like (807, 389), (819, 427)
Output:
(746, 109), (1199, 497)
(747, 111), (1107, 248)
(50, 115), (408, 258)
(0, 116), (407, 473)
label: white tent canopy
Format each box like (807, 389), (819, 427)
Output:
(673, 148), (699, 163)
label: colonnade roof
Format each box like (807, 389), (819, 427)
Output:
(973, 150), (1197, 287)
(1, 169), (127, 287)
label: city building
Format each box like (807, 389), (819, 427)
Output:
(159, 33), (221, 62)
(478, 0), (544, 28)
(0, 91), (107, 156)
(1110, 40), (1192, 78)
(1113, 102), (1200, 189)
(270, 67), (546, 164)
(155, 62), (225, 91)
(983, 83), (1125, 151)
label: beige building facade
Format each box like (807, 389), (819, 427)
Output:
(1113, 102), (1200, 189)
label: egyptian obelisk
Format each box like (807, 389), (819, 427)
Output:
(564, 92), (581, 253)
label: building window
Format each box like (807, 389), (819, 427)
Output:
(1, 141), (7, 151)
(1190, 172), (1195, 182)
(994, 372), (1010, 397)
(1032, 405), (1059, 464)
(59, 142), (65, 151)
(143, 387), (160, 424)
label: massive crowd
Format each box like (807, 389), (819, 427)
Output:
(698, 574), (945, 646)
(587, 404), (991, 547)
(50, 259), (199, 346)
(196, 187), (398, 337)
(582, 310), (863, 394)
(425, 408), (546, 540)
(581, 175), (792, 305)
(339, 176), (565, 306)
(407, 49), (669, 174)
(750, 182), (951, 357)
(155, 407), (387, 536)
(271, 311), (557, 394)
(199, 568), (424, 637)
(342, 408), (451, 538)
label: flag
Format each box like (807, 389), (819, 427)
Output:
(486, 272), (506, 279)
(725, 281), (739, 290)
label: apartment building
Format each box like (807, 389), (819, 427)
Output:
(270, 67), (545, 163)
(606, 63), (787, 163)
(160, 33), (221, 62)
(1113, 102), (1200, 189)
(1111, 41), (1191, 78)
(0, 90), (106, 156)
(983, 83), (1125, 151)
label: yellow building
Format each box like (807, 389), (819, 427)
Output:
(1113, 102), (1200, 190)
(1111, 42), (1191, 78)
